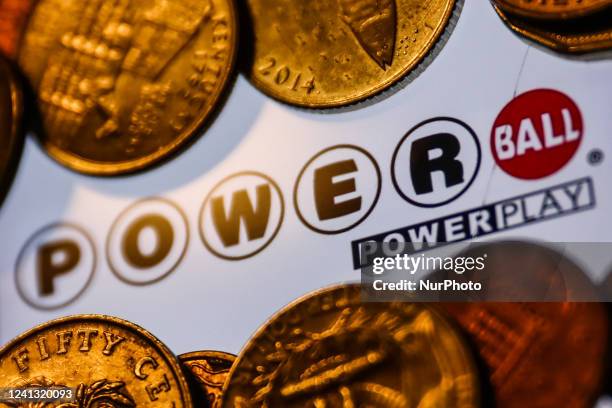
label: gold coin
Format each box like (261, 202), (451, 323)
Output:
(494, 0), (611, 20)
(180, 350), (235, 408)
(221, 284), (480, 407)
(18, 0), (238, 176)
(0, 315), (192, 407)
(0, 56), (23, 209)
(243, 0), (457, 108)
(493, 4), (612, 54)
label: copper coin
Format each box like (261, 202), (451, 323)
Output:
(494, 0), (611, 20)
(0, 0), (34, 58)
(440, 243), (608, 408)
(443, 302), (608, 408)
(492, 4), (612, 54)
(180, 350), (235, 408)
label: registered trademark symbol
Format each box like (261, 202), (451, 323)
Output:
(588, 149), (604, 165)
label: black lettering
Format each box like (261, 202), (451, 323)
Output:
(410, 133), (464, 194)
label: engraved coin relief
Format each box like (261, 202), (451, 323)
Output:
(221, 284), (480, 407)
(338, 0), (397, 69)
(441, 242), (609, 408)
(445, 302), (608, 408)
(18, 0), (238, 175)
(245, 0), (457, 107)
(180, 351), (235, 408)
(0, 315), (192, 408)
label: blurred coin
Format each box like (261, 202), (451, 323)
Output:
(600, 267), (612, 300)
(493, 4), (612, 54)
(440, 242), (608, 408)
(18, 0), (238, 176)
(180, 350), (235, 408)
(443, 303), (608, 408)
(0, 315), (192, 407)
(494, 0), (611, 20)
(0, 0), (34, 58)
(598, 270), (612, 396)
(222, 284), (480, 407)
(434, 241), (602, 301)
(243, 0), (457, 108)
(0, 57), (23, 210)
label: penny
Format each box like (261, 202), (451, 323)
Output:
(221, 284), (480, 407)
(0, 315), (192, 407)
(494, 0), (611, 20)
(440, 243), (608, 408)
(443, 302), (608, 408)
(0, 0), (34, 58)
(492, 4), (612, 54)
(18, 0), (238, 176)
(243, 0), (457, 108)
(180, 350), (235, 408)
(0, 57), (23, 210)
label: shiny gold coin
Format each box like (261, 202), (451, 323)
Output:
(494, 0), (611, 20)
(221, 284), (480, 407)
(244, 0), (457, 108)
(180, 350), (235, 408)
(0, 57), (23, 209)
(18, 0), (238, 176)
(0, 315), (192, 407)
(493, 4), (612, 54)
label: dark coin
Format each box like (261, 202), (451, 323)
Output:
(180, 350), (235, 408)
(0, 56), (23, 210)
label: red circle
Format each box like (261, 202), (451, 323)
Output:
(491, 89), (583, 180)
